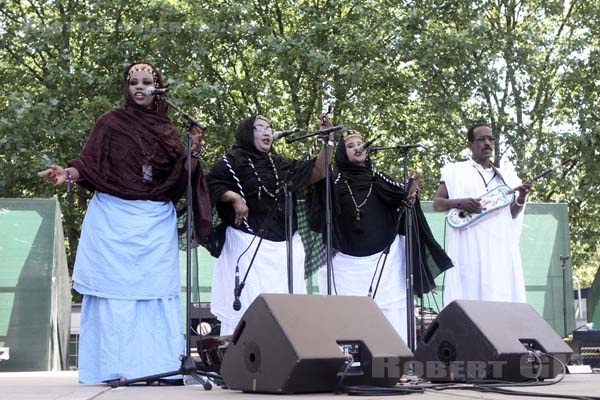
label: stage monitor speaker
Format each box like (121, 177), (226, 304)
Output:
(220, 293), (413, 393)
(413, 300), (573, 382)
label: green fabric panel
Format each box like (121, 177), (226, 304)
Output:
(419, 201), (574, 336)
(0, 211), (43, 287)
(177, 202), (574, 337)
(0, 199), (56, 371)
(587, 268), (600, 327)
(0, 293), (15, 340)
(179, 246), (215, 302)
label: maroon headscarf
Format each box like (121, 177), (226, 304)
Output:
(70, 61), (212, 237)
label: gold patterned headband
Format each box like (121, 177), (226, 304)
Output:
(343, 129), (363, 140)
(126, 63), (158, 86)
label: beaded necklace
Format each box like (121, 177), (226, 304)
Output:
(343, 178), (373, 221)
(247, 156), (280, 199)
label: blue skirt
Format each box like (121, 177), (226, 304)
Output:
(72, 192), (184, 383)
(78, 295), (184, 383)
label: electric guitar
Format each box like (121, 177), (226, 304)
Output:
(446, 156), (576, 229)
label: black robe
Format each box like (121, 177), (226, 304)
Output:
(308, 135), (453, 296)
(207, 115), (315, 246)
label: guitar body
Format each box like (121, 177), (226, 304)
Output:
(446, 185), (515, 229)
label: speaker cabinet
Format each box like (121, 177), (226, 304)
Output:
(220, 294), (413, 393)
(413, 300), (573, 382)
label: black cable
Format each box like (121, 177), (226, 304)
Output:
(573, 323), (592, 331)
(370, 242), (389, 299)
(425, 353), (600, 400)
(334, 354), (355, 393)
(440, 215), (448, 307)
(234, 193), (281, 295)
(341, 384), (425, 396)
(234, 159), (301, 301)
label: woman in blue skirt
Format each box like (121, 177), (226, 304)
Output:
(38, 62), (211, 384)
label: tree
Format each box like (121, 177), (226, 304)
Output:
(1, 0), (598, 288)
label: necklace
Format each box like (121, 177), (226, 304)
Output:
(136, 134), (158, 183)
(473, 165), (497, 191)
(344, 178), (373, 221)
(247, 156), (280, 199)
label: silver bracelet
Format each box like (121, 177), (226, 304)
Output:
(514, 197), (526, 207)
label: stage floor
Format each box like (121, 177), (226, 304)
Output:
(2, 371), (600, 400)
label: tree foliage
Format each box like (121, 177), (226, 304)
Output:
(1, 0), (598, 286)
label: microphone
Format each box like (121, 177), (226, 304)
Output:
(273, 127), (300, 141)
(355, 134), (382, 155)
(143, 87), (169, 96)
(233, 265), (242, 311)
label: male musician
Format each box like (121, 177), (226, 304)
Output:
(433, 123), (532, 306)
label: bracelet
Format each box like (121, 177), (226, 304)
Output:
(514, 197), (525, 207)
(457, 201), (462, 209)
(66, 168), (71, 193)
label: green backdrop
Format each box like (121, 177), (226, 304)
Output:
(0, 198), (71, 372)
(0, 198), (575, 372)
(184, 202), (575, 336)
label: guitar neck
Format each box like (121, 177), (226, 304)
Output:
(506, 155), (576, 195)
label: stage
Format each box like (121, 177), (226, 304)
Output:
(2, 371), (599, 400)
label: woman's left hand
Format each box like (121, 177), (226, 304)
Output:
(407, 172), (422, 200)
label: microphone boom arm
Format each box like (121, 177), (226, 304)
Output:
(156, 95), (206, 130)
(370, 144), (423, 152)
(285, 125), (345, 144)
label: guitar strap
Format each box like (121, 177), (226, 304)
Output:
(490, 164), (508, 186)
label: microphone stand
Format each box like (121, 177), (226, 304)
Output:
(111, 95), (212, 389)
(372, 144), (423, 351)
(284, 179), (294, 293)
(560, 255), (570, 337)
(400, 147), (417, 351)
(286, 125), (343, 294)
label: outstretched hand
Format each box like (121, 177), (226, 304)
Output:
(37, 165), (67, 186)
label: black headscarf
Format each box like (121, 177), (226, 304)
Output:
(207, 115), (316, 243)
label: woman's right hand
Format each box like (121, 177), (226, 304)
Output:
(232, 196), (249, 226)
(222, 190), (249, 226)
(317, 113), (333, 131)
(37, 165), (67, 186)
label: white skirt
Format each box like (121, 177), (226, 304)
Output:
(211, 227), (307, 335)
(318, 235), (408, 341)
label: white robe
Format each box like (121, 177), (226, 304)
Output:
(211, 227), (307, 335)
(441, 159), (526, 306)
(318, 235), (408, 342)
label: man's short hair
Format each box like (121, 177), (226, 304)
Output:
(467, 123), (490, 142)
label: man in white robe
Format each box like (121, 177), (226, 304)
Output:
(433, 123), (532, 306)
